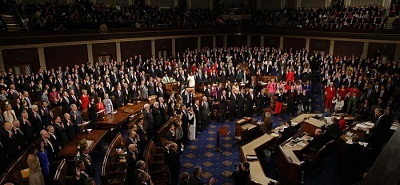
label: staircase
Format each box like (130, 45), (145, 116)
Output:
(0, 14), (26, 32)
(384, 16), (398, 30)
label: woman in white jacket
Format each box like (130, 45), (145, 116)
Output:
(187, 106), (196, 141)
(332, 96), (344, 113)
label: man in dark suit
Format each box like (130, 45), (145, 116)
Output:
(245, 89), (255, 117)
(200, 96), (210, 130)
(143, 104), (154, 140)
(167, 143), (184, 185)
(188, 166), (215, 185)
(40, 101), (52, 128)
(29, 105), (44, 137)
(0, 122), (19, 163)
(126, 144), (139, 185)
(193, 99), (201, 132)
(231, 162), (250, 185)
(368, 108), (389, 156)
(41, 130), (57, 163)
(70, 104), (84, 135)
(113, 85), (124, 109)
(279, 121), (297, 144)
(78, 146), (95, 178)
(52, 116), (68, 147)
(73, 160), (88, 185)
(286, 86), (297, 115)
(218, 90), (228, 122)
(180, 105), (189, 143)
(61, 91), (72, 114)
(20, 111), (35, 144)
(307, 129), (328, 152)
(12, 120), (27, 151)
(133, 160), (146, 185)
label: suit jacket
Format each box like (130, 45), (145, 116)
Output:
(113, 90), (124, 109)
(70, 110), (83, 134)
(188, 175), (203, 185)
(63, 119), (76, 141)
(61, 96), (72, 114)
(53, 123), (68, 147)
(143, 110), (154, 131)
(20, 118), (35, 142)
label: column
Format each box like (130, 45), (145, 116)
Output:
(0, 50), (4, 72)
(174, 0), (178, 7)
(210, 0), (213, 10)
(223, 35), (227, 47)
(394, 44), (400, 62)
(297, 0), (301, 8)
(247, 35), (251, 46)
(329, 40), (335, 55)
(325, 0), (331, 7)
(305, 38), (310, 52)
(87, 44), (94, 65)
(187, 0), (192, 8)
(128, 0), (133, 5)
(116, 42), (122, 62)
(281, 0), (286, 8)
(362, 42), (369, 59)
(146, 0), (151, 6)
(260, 36), (264, 47)
(172, 38), (176, 57)
(345, 0), (351, 7)
(198, 37), (201, 50)
(151, 39), (156, 57)
(38, 47), (47, 71)
(279, 37), (284, 49)
(213, 35), (216, 48)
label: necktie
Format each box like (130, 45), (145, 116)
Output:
(18, 129), (24, 136)
(26, 120), (31, 127)
(36, 113), (42, 122)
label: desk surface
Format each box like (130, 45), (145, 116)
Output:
(279, 136), (309, 165)
(291, 114), (322, 126)
(241, 133), (277, 184)
(58, 129), (108, 158)
(304, 117), (326, 128)
(96, 102), (145, 127)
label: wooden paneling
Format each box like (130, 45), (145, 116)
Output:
(201, 36), (213, 49)
(283, 38), (306, 51)
(150, 0), (174, 7)
(334, 41), (363, 57)
(227, 35), (247, 47)
(301, 0), (325, 8)
(121, 40), (152, 61)
(309, 39), (330, 54)
(367, 43), (396, 60)
(175, 37), (197, 53)
(2, 48), (40, 72)
(251, 35), (261, 47)
(216, 36), (224, 48)
(264, 36), (280, 48)
(155, 39), (172, 58)
(45, 45), (87, 70)
(92, 42), (116, 61)
(260, 0), (282, 9)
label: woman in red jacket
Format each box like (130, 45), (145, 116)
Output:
(80, 89), (90, 110)
(286, 69), (295, 82)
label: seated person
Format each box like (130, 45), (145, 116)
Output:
(321, 108), (332, 119)
(338, 114), (347, 130)
(230, 162), (250, 185)
(279, 121), (298, 143)
(306, 129), (328, 152)
(325, 117), (342, 140)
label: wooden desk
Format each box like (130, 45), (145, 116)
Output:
(277, 136), (309, 185)
(96, 102), (145, 129)
(58, 129), (108, 159)
(240, 134), (278, 184)
(302, 117), (325, 136)
(291, 114), (322, 125)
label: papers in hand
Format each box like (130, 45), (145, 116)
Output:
(246, 155), (258, 161)
(82, 121), (91, 125)
(111, 111), (117, 114)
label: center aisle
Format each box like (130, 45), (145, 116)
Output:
(178, 121), (239, 185)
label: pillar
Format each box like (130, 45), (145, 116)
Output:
(362, 42), (369, 59)
(260, 36), (264, 47)
(394, 44), (400, 62)
(187, 0), (192, 8)
(297, 0), (301, 8)
(172, 38), (176, 57)
(305, 38), (310, 52)
(279, 37), (284, 49)
(247, 35), (251, 47)
(213, 35), (216, 48)
(38, 47), (47, 71)
(151, 39), (156, 57)
(329, 40), (335, 55)
(0, 50), (4, 72)
(223, 35), (227, 47)
(198, 37), (201, 50)
(87, 44), (93, 65)
(116, 42), (122, 62)
(174, 0), (178, 6)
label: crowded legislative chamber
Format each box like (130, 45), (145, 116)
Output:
(1, 0), (400, 185)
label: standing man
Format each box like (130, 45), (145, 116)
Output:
(167, 143), (184, 185)
(200, 96), (210, 130)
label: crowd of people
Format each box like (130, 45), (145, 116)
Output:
(0, 43), (398, 184)
(0, 1), (395, 31)
(284, 5), (387, 30)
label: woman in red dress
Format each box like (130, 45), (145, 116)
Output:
(96, 96), (105, 119)
(286, 69), (295, 82)
(80, 89), (90, 110)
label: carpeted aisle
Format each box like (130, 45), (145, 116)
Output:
(179, 121), (239, 185)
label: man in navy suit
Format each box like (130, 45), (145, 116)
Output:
(188, 166), (215, 185)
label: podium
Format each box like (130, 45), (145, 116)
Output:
(215, 126), (229, 152)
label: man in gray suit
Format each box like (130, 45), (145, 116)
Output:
(70, 104), (84, 134)
(200, 96), (210, 130)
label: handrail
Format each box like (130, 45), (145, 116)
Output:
(13, 5), (29, 31)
